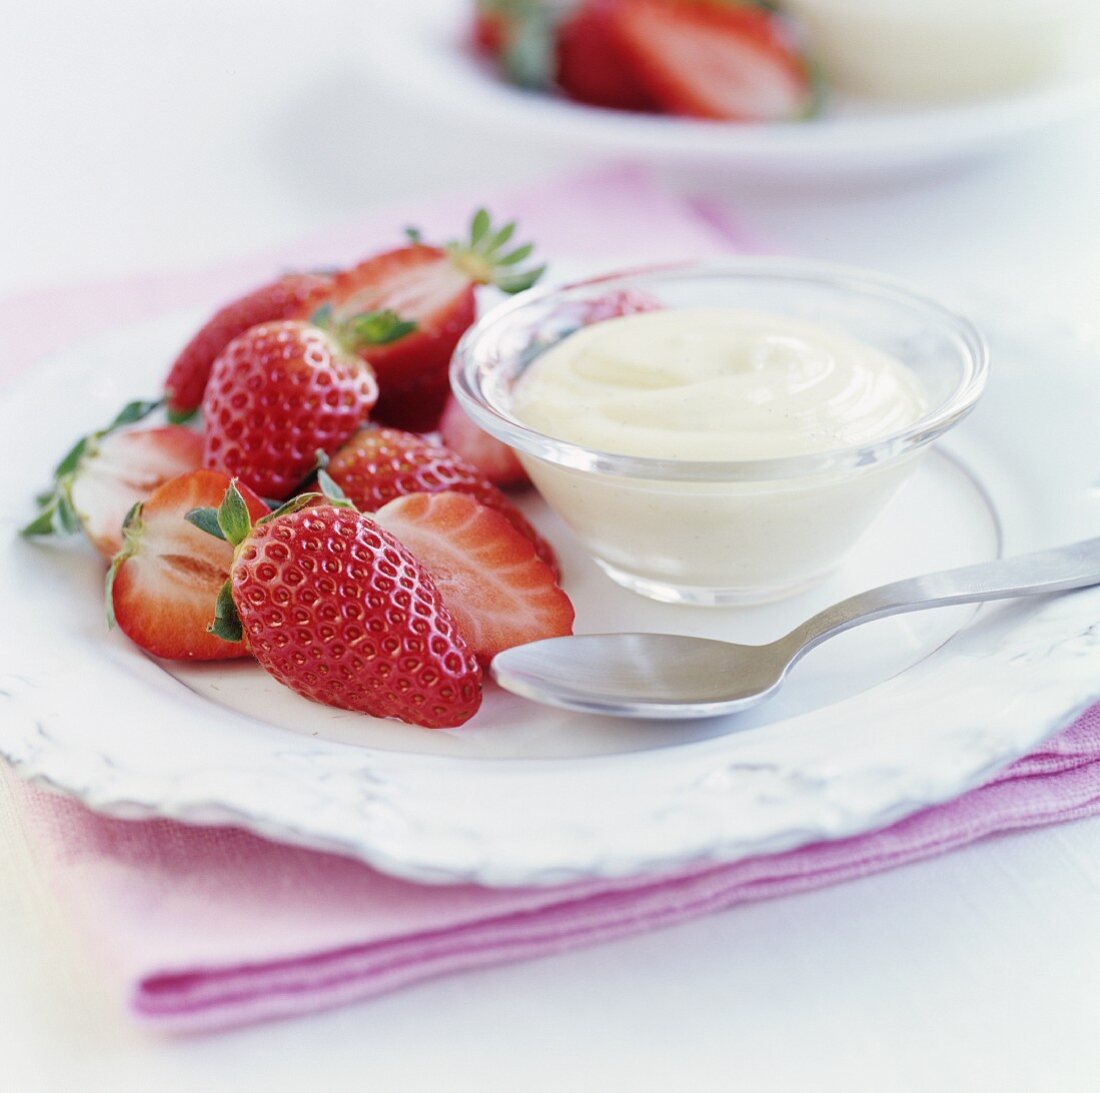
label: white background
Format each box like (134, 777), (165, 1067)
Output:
(4, 2), (1100, 1090)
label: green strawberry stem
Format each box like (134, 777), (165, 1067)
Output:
(23, 397), (164, 540)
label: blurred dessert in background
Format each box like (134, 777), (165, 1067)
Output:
(472, 0), (819, 122)
(784, 0), (1085, 103)
(473, 0), (1087, 118)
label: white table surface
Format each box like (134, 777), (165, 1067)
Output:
(5, 3), (1100, 1090)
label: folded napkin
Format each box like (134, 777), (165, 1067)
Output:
(4, 166), (1099, 1033)
(9, 713), (1100, 1032)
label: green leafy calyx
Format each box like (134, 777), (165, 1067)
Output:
(103, 501), (145, 629)
(312, 448), (350, 504)
(478, 1), (561, 90)
(216, 482), (254, 547)
(209, 579), (243, 644)
(310, 305), (418, 354)
(23, 398), (163, 541)
(184, 507), (226, 541)
(446, 209), (545, 295)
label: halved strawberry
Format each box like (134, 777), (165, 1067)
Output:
(438, 394), (529, 488)
(164, 273), (332, 421)
(557, 0), (657, 111)
(106, 470), (269, 660)
(374, 491), (573, 661)
(189, 485), (483, 727)
(299, 211), (543, 432)
(607, 0), (815, 122)
(24, 401), (204, 559)
(327, 427), (559, 576)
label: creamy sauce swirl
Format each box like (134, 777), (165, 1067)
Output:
(512, 308), (927, 461)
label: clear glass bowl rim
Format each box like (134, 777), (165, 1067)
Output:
(451, 258), (990, 483)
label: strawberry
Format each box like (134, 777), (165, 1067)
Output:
(435, 288), (664, 495)
(472, 2), (508, 54)
(105, 470), (269, 661)
(299, 210), (544, 432)
(192, 485), (482, 728)
(164, 273), (331, 422)
(327, 427), (559, 576)
(201, 321), (379, 500)
(557, 0), (657, 110)
(375, 491), (573, 661)
(23, 401), (204, 558)
(606, 0), (816, 122)
(438, 394), (529, 488)
(564, 286), (663, 325)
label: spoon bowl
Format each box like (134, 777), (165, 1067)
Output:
(493, 633), (787, 719)
(492, 537), (1100, 720)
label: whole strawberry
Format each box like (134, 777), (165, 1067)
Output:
(192, 483), (483, 728)
(164, 272), (332, 421)
(327, 427), (559, 576)
(202, 320), (379, 500)
(299, 210), (544, 432)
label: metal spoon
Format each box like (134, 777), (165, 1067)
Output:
(491, 538), (1100, 719)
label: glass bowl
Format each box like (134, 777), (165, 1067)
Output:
(451, 259), (989, 606)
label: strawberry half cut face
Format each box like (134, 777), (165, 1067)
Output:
(24, 400), (204, 560)
(374, 490), (573, 662)
(301, 210), (545, 432)
(106, 469), (269, 661)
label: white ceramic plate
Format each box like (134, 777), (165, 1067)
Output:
(363, 0), (1100, 180)
(2, 299), (1100, 886)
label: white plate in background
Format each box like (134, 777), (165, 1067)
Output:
(362, 0), (1100, 181)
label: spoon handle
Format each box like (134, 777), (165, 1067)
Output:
(786, 537), (1100, 658)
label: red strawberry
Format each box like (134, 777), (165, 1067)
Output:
(24, 400), (203, 559)
(438, 394), (528, 488)
(299, 210), (543, 432)
(566, 286), (664, 325)
(164, 273), (331, 421)
(196, 488), (482, 728)
(375, 491), (573, 661)
(106, 470), (269, 661)
(202, 321), (379, 500)
(607, 0), (815, 122)
(327, 427), (559, 576)
(472, 2), (507, 54)
(431, 289), (662, 494)
(557, 0), (657, 110)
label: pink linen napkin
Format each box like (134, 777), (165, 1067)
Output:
(4, 165), (1100, 1033)
(9, 714), (1100, 1033)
